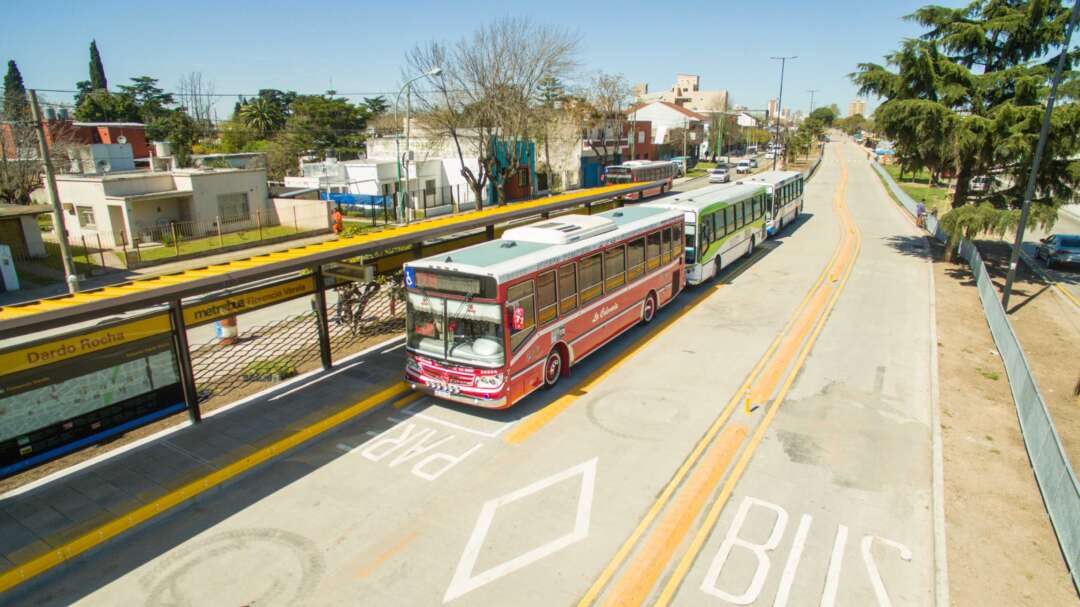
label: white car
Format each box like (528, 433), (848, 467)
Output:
(708, 166), (731, 183)
(765, 151), (776, 160)
(736, 160), (751, 174)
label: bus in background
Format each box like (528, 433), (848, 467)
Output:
(644, 182), (767, 285)
(603, 160), (677, 200)
(403, 206), (685, 408)
(746, 170), (804, 236)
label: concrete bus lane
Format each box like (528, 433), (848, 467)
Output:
(661, 139), (936, 606)
(3, 147), (842, 606)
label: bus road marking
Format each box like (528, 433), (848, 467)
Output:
(346, 420), (483, 482)
(400, 401), (521, 438)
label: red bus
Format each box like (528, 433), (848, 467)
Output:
(603, 161), (677, 200)
(403, 206), (685, 408)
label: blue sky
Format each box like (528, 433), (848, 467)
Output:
(2, 0), (960, 116)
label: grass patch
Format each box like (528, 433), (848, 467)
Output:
(240, 358), (299, 381)
(977, 367), (1001, 381)
(686, 161), (717, 178)
(127, 224), (303, 263)
(882, 164), (951, 214)
(41, 241), (99, 274)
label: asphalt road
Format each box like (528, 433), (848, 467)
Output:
(1023, 207), (1080, 306)
(6, 140), (938, 606)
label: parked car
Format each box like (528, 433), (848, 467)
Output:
(1036, 234), (1080, 269)
(736, 160), (751, 174)
(749, 158), (758, 169)
(970, 175), (995, 193)
(765, 151), (776, 160)
(708, 166), (731, 183)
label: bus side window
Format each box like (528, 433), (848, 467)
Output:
(725, 207), (735, 234)
(646, 231), (662, 270)
(508, 280), (536, 352)
(661, 227), (672, 264)
(628, 238), (646, 281)
(558, 263), (578, 314)
(734, 202), (744, 228)
(579, 253), (603, 304)
(537, 271), (558, 325)
(604, 245), (626, 291)
(672, 223), (683, 256)
(751, 196), (760, 220)
(701, 216), (713, 249)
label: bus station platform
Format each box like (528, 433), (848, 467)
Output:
(0, 337), (407, 595)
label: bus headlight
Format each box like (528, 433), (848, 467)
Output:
(406, 359), (422, 375)
(475, 374), (505, 389)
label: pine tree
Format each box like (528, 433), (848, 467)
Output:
(89, 40), (107, 90)
(3, 59), (28, 120)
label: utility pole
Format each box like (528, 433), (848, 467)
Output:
(1002, 0), (1080, 310)
(771, 55), (797, 170)
(28, 90), (78, 293)
(683, 118), (688, 160)
(808, 89), (818, 114)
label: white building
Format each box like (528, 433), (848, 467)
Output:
(735, 112), (759, 128)
(653, 74), (729, 113)
(55, 167), (270, 247)
(625, 101), (707, 148)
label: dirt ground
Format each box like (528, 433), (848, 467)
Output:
(932, 239), (1079, 606)
(975, 240), (1080, 469)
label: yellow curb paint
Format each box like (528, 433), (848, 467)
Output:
(0, 382), (410, 594)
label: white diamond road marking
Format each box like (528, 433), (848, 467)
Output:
(443, 457), (598, 603)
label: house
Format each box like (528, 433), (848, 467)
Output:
(620, 120), (657, 162)
(625, 101), (707, 159)
(54, 164), (270, 248)
(736, 112), (759, 128)
(581, 118), (627, 187)
(0, 204), (49, 260)
(1, 117), (152, 162)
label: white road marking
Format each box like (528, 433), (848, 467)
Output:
(356, 421), (481, 482)
(700, 497), (789, 604)
(820, 524), (849, 607)
(443, 457), (598, 603)
(773, 513), (812, 607)
(382, 342), (407, 354)
(861, 535), (913, 607)
(400, 402), (520, 437)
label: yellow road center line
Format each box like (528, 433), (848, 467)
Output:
(654, 160), (861, 606)
(600, 423), (748, 607)
(578, 169), (850, 607)
(1053, 282), (1080, 309)
(0, 381), (410, 594)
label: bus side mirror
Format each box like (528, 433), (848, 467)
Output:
(512, 307), (525, 330)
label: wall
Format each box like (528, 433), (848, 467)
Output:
(175, 169), (269, 224)
(18, 216), (46, 258)
(270, 198), (332, 231)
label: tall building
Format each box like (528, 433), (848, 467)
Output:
(768, 99), (779, 121)
(848, 99), (867, 117)
(655, 74), (730, 113)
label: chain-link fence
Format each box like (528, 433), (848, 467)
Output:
(188, 282), (404, 406)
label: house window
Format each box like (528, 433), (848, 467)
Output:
(217, 192), (250, 219)
(518, 171), (527, 188)
(638, 131), (645, 144)
(76, 206), (96, 228)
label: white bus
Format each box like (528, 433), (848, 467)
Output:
(745, 170), (804, 236)
(643, 182), (768, 285)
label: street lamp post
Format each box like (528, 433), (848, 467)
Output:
(394, 66), (442, 224)
(1001, 0), (1080, 310)
(771, 55), (797, 170)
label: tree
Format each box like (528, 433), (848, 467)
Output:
(239, 96), (285, 137)
(363, 96), (389, 115)
(177, 72), (216, 138)
(146, 110), (196, 167)
(836, 113), (872, 135)
(808, 106), (837, 126)
(581, 71), (631, 164)
(73, 90), (141, 122)
(74, 80), (93, 107)
(88, 40), (107, 90)
(285, 94), (368, 152)
(536, 75), (567, 188)
(405, 18), (579, 208)
(853, 0), (1079, 241)
(3, 60), (28, 120)
(118, 76), (175, 121)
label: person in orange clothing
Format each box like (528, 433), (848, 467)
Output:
(332, 207), (344, 234)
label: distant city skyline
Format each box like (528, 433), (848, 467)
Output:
(3, 0), (960, 117)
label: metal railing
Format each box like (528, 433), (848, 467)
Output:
(874, 162), (1080, 593)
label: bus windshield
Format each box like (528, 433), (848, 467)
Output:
(406, 292), (505, 367)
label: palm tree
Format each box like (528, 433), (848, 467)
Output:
(239, 97), (284, 137)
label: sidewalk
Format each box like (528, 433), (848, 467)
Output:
(1, 233), (338, 308)
(0, 338), (405, 594)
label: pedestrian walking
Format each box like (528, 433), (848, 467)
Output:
(915, 200), (927, 229)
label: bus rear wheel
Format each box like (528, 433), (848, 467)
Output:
(642, 293), (658, 324)
(543, 349), (564, 389)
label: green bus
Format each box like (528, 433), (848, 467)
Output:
(644, 182), (768, 284)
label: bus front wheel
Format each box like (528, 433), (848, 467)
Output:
(543, 349), (564, 389)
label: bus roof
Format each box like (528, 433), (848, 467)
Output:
(406, 206), (682, 284)
(744, 170), (802, 188)
(642, 182), (765, 215)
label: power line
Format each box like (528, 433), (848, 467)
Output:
(29, 87), (436, 98)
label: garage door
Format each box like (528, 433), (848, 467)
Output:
(0, 219), (29, 259)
